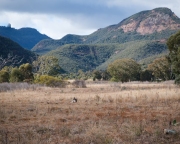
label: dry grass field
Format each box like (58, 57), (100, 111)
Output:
(0, 81), (180, 144)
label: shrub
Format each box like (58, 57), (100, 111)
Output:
(110, 77), (119, 82)
(71, 80), (87, 88)
(0, 70), (9, 83)
(34, 75), (66, 87)
(19, 63), (34, 81)
(10, 68), (24, 82)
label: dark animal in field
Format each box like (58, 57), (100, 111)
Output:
(71, 97), (77, 103)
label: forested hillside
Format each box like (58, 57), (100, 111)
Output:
(0, 26), (51, 50)
(0, 36), (37, 67)
(46, 44), (116, 73)
(31, 7), (180, 73)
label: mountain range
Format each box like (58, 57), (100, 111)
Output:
(32, 7), (180, 73)
(0, 7), (180, 73)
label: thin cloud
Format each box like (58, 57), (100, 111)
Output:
(0, 11), (96, 39)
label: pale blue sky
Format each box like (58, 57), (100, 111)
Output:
(0, 0), (179, 39)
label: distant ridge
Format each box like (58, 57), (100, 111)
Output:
(0, 26), (51, 50)
(32, 7), (180, 54)
(0, 35), (36, 66)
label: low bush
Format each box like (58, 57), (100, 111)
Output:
(9, 68), (24, 82)
(71, 80), (86, 88)
(0, 70), (9, 83)
(34, 75), (66, 87)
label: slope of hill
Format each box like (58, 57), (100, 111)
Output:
(45, 40), (167, 73)
(32, 7), (180, 73)
(0, 36), (37, 67)
(0, 26), (51, 50)
(45, 44), (116, 73)
(97, 40), (168, 70)
(32, 34), (84, 55)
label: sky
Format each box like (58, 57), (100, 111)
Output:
(0, 0), (180, 39)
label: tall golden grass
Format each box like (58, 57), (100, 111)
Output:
(0, 81), (180, 143)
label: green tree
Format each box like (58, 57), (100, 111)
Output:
(33, 56), (61, 76)
(93, 70), (102, 81)
(107, 59), (141, 82)
(19, 63), (34, 81)
(10, 68), (24, 82)
(147, 57), (171, 81)
(77, 70), (86, 80)
(140, 69), (153, 81)
(101, 70), (111, 80)
(167, 30), (180, 83)
(0, 70), (10, 82)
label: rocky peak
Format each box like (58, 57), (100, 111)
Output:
(118, 7), (180, 35)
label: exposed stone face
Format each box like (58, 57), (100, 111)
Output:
(119, 19), (138, 32)
(119, 11), (180, 35)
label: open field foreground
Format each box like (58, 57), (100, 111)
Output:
(0, 81), (180, 144)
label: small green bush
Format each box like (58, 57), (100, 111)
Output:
(19, 63), (34, 81)
(0, 70), (9, 82)
(110, 77), (119, 82)
(10, 68), (24, 82)
(34, 75), (66, 87)
(71, 80), (86, 88)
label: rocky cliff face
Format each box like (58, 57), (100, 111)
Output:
(118, 8), (180, 35)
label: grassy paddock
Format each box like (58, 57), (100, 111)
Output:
(0, 81), (180, 143)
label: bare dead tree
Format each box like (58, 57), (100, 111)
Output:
(0, 54), (24, 70)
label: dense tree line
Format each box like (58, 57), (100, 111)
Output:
(0, 56), (173, 83)
(91, 56), (172, 82)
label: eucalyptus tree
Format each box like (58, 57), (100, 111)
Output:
(167, 30), (180, 83)
(107, 58), (141, 82)
(33, 56), (61, 76)
(147, 57), (171, 81)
